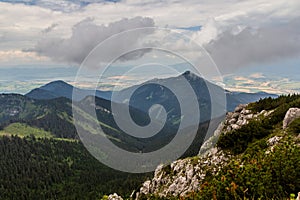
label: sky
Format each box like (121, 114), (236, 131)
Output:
(0, 0), (300, 94)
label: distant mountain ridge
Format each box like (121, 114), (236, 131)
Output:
(26, 80), (112, 101)
(25, 72), (278, 112)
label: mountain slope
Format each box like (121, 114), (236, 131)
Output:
(0, 136), (150, 199)
(135, 94), (300, 200)
(0, 94), (77, 138)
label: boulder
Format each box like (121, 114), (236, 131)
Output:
(241, 109), (251, 115)
(236, 119), (247, 126)
(234, 104), (247, 112)
(108, 193), (123, 200)
(228, 118), (237, 124)
(231, 124), (240, 130)
(244, 114), (254, 120)
(283, 108), (300, 129)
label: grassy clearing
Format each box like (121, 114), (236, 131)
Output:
(0, 123), (54, 138)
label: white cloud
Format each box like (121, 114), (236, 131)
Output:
(203, 18), (300, 73)
(32, 17), (155, 64)
(1, 0), (300, 72)
(0, 50), (49, 64)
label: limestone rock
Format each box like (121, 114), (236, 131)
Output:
(267, 136), (282, 146)
(232, 112), (240, 119)
(108, 193), (123, 200)
(231, 124), (240, 130)
(236, 119), (247, 126)
(137, 150), (230, 198)
(228, 118), (237, 124)
(140, 180), (151, 195)
(244, 114), (254, 120)
(241, 109), (251, 115)
(234, 104), (247, 112)
(283, 108), (300, 129)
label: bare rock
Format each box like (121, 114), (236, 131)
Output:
(108, 193), (123, 200)
(232, 112), (240, 119)
(267, 136), (282, 146)
(228, 118), (237, 124)
(231, 124), (240, 130)
(236, 119), (247, 126)
(283, 108), (300, 129)
(137, 150), (231, 199)
(241, 109), (251, 115)
(140, 180), (151, 195)
(234, 104), (247, 112)
(244, 114), (254, 120)
(259, 110), (267, 116)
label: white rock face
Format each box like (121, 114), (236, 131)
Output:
(222, 104), (258, 133)
(283, 108), (300, 129)
(221, 105), (275, 134)
(137, 151), (231, 198)
(108, 193), (123, 200)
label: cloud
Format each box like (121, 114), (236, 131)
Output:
(42, 23), (58, 33)
(203, 18), (300, 73)
(0, 0), (119, 12)
(32, 17), (155, 64)
(0, 50), (48, 64)
(2, 0), (300, 71)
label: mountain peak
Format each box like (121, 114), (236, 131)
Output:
(181, 70), (202, 80)
(182, 70), (192, 75)
(26, 80), (74, 100)
(41, 80), (73, 91)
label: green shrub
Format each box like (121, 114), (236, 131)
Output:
(217, 120), (270, 154)
(194, 140), (300, 200)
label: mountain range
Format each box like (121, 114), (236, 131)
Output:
(25, 71), (278, 112)
(0, 71), (278, 156)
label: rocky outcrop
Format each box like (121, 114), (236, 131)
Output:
(136, 150), (231, 198)
(135, 104), (277, 199)
(225, 104), (273, 132)
(283, 108), (300, 129)
(200, 104), (273, 155)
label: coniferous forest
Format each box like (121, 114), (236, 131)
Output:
(0, 135), (150, 200)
